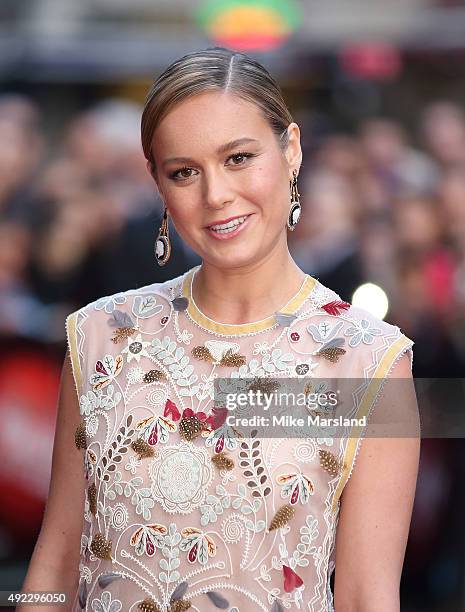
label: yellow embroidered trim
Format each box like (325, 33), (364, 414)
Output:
(181, 267), (317, 335)
(331, 333), (413, 513)
(65, 311), (83, 399)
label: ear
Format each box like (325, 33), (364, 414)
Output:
(146, 159), (156, 180)
(284, 122), (303, 176)
(146, 159), (164, 197)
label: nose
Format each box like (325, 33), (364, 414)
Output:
(202, 167), (234, 210)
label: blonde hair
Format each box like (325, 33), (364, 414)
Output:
(141, 46), (294, 174)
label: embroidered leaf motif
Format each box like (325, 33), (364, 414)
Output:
(151, 337), (198, 388)
(78, 580), (87, 608)
(172, 297), (189, 311)
(133, 295), (164, 318)
(109, 309), (135, 328)
(321, 300), (351, 316)
(238, 430), (270, 498)
(205, 591), (229, 608)
(275, 312), (298, 327)
(307, 320), (344, 343)
(276, 473), (315, 505)
(170, 581), (189, 602)
(98, 572), (122, 588)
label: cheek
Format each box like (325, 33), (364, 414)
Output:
(243, 166), (289, 211)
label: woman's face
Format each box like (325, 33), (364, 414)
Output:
(149, 90), (301, 269)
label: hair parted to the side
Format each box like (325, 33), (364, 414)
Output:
(141, 46), (294, 175)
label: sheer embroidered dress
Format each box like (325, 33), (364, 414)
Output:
(65, 265), (414, 612)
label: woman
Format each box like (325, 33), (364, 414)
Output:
(21, 47), (420, 611)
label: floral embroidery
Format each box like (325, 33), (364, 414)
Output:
(294, 360), (318, 377)
(68, 272), (403, 611)
(130, 523), (167, 556)
(307, 320), (344, 344)
(276, 473), (315, 505)
(125, 455), (142, 474)
(94, 293), (127, 314)
(79, 385), (122, 416)
(91, 590), (122, 612)
(121, 333), (152, 363)
(132, 294), (164, 318)
(126, 366), (145, 384)
(148, 442), (213, 514)
(89, 354), (123, 390)
(180, 527), (217, 564)
(344, 318), (383, 347)
(137, 414), (177, 446)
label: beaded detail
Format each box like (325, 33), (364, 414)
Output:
(268, 504), (296, 531)
(89, 533), (112, 560)
(74, 421), (87, 449)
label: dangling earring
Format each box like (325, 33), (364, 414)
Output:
(155, 206), (171, 266)
(287, 169), (301, 231)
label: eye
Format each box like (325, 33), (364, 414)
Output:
(169, 151), (256, 181)
(227, 151), (255, 165)
(170, 166), (196, 181)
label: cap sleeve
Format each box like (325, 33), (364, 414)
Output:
(331, 330), (415, 513)
(65, 309), (84, 401)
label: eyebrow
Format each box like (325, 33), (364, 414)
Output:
(161, 137), (259, 167)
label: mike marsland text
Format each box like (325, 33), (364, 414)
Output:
(225, 414), (367, 428)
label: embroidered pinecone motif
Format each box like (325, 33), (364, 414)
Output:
(179, 416), (204, 441)
(319, 449), (344, 477)
(268, 504), (295, 531)
(304, 381), (313, 395)
(111, 326), (137, 344)
(87, 483), (97, 515)
(211, 452), (234, 471)
(138, 598), (162, 612)
(316, 346), (346, 363)
(247, 377), (280, 394)
(143, 369), (166, 384)
(169, 600), (192, 612)
(131, 438), (155, 459)
(220, 348), (246, 367)
(74, 421), (87, 449)
(89, 533), (112, 560)
(191, 346), (214, 362)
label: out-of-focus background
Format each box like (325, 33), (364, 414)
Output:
(1, 1), (465, 610)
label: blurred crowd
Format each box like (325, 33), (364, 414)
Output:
(1, 92), (465, 377)
(0, 92), (464, 609)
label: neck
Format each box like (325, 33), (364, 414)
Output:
(191, 252), (307, 325)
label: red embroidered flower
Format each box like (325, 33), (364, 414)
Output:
(290, 332), (300, 342)
(164, 399), (181, 421)
(283, 564), (304, 592)
(161, 316), (169, 325)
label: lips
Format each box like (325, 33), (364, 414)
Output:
(206, 214), (251, 229)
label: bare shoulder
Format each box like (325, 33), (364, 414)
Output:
(35, 349), (87, 569)
(333, 352), (420, 608)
